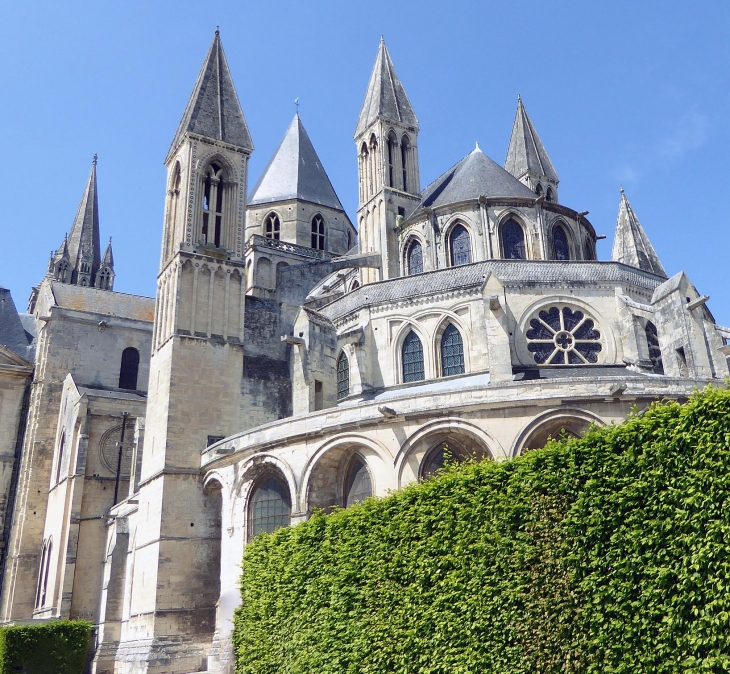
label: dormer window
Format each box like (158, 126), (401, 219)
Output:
(264, 213), (280, 240)
(311, 215), (325, 250)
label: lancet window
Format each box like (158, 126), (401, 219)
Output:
(336, 351), (350, 400)
(311, 215), (325, 250)
(553, 225), (570, 261)
(387, 132), (397, 187)
(402, 330), (425, 383)
(401, 136), (410, 191)
(201, 163), (225, 247)
(645, 321), (664, 374)
(264, 213), (280, 240)
(249, 476), (291, 538)
(501, 219), (526, 259)
(406, 239), (423, 275)
(344, 457), (372, 507)
(441, 324), (465, 377)
(449, 224), (472, 266)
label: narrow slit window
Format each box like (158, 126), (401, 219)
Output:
(119, 347), (140, 390)
(336, 352), (349, 400)
(401, 136), (409, 192)
(311, 215), (325, 250)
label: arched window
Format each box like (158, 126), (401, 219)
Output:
(546, 187), (554, 203)
(441, 324), (465, 377)
(553, 225), (570, 261)
(201, 163), (225, 247)
(56, 260), (70, 283)
(449, 224), (472, 266)
(264, 213), (280, 240)
(526, 306), (602, 365)
(344, 456), (372, 507)
(311, 215), (325, 250)
(402, 331), (425, 383)
(35, 538), (52, 609)
(421, 442), (472, 480)
(645, 321), (664, 374)
(406, 239), (423, 275)
(336, 351), (349, 400)
(387, 132), (397, 187)
(401, 136), (410, 191)
(501, 219), (526, 259)
(55, 432), (65, 485)
(119, 347), (140, 390)
(535, 183), (543, 197)
(97, 268), (112, 290)
(249, 476), (291, 539)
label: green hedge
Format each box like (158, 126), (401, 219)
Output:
(0, 620), (91, 674)
(234, 386), (730, 674)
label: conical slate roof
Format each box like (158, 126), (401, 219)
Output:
(166, 30), (253, 163)
(505, 96), (559, 183)
(417, 145), (536, 212)
(355, 38), (418, 138)
(101, 238), (114, 268)
(249, 114), (344, 210)
(0, 288), (32, 359)
(611, 188), (666, 277)
(67, 156), (101, 274)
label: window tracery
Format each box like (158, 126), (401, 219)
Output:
(264, 213), (280, 240)
(402, 330), (425, 383)
(249, 476), (291, 538)
(501, 219), (526, 259)
(441, 324), (465, 376)
(449, 224), (472, 266)
(201, 162), (224, 247)
(526, 305), (602, 365)
(336, 351), (349, 400)
(311, 214), (325, 250)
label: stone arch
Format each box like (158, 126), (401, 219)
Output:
(263, 210), (281, 240)
(395, 418), (499, 487)
(550, 219), (573, 261)
(498, 213), (528, 260)
(195, 151), (238, 184)
(434, 315), (469, 377)
(393, 320), (431, 383)
(402, 234), (425, 275)
(511, 408), (603, 456)
(445, 220), (474, 266)
(300, 435), (392, 513)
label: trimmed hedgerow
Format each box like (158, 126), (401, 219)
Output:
(234, 386), (730, 674)
(0, 620), (91, 674)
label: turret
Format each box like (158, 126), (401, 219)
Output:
(611, 188), (666, 277)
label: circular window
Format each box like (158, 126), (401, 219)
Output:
(526, 306), (602, 365)
(100, 423), (134, 477)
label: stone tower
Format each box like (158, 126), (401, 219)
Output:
(505, 96), (559, 202)
(114, 30), (255, 672)
(355, 38), (421, 282)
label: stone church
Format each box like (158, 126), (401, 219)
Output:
(0, 30), (728, 674)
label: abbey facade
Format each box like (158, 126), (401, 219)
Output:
(0, 31), (728, 674)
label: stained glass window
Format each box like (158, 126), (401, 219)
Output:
(553, 226), (570, 261)
(407, 240), (423, 275)
(645, 321), (664, 374)
(449, 224), (472, 266)
(502, 219), (526, 259)
(249, 477), (291, 538)
(402, 331), (425, 383)
(526, 306), (602, 365)
(336, 351), (349, 400)
(345, 457), (372, 507)
(311, 215), (325, 250)
(441, 324), (465, 377)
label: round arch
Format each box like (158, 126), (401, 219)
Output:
(232, 453), (298, 523)
(395, 418), (500, 487)
(511, 408), (604, 457)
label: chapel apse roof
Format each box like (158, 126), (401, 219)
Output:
(413, 146), (537, 215)
(248, 114), (345, 210)
(50, 283), (155, 323)
(318, 260), (665, 322)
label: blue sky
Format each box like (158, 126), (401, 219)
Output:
(1, 1), (728, 323)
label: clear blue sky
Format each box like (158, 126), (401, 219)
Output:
(1, 1), (728, 323)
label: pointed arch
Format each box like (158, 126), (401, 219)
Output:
(264, 212), (281, 240)
(439, 323), (465, 377)
(404, 237), (424, 275)
(344, 454), (373, 507)
(336, 351), (350, 400)
(545, 186), (554, 203)
(311, 213), (326, 250)
(200, 161), (227, 248)
(500, 217), (526, 259)
(552, 222), (571, 261)
(387, 130), (398, 187)
(447, 223), (472, 266)
(535, 183), (543, 197)
(400, 134), (410, 192)
(645, 320), (664, 374)
(401, 330), (425, 383)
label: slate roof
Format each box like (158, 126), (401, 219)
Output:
(505, 96), (559, 183)
(355, 38), (418, 138)
(414, 146), (536, 214)
(50, 283), (155, 323)
(0, 288), (34, 359)
(166, 31), (253, 163)
(319, 260), (665, 322)
(611, 188), (667, 278)
(249, 115), (344, 210)
(101, 238), (114, 267)
(67, 157), (101, 274)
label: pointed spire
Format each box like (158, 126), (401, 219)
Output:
(67, 156), (101, 275)
(355, 38), (418, 138)
(101, 237), (114, 268)
(505, 96), (559, 183)
(166, 30), (253, 163)
(611, 189), (667, 277)
(54, 234), (69, 260)
(249, 114), (344, 210)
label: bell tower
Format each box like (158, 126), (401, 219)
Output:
(114, 31), (255, 673)
(355, 38), (421, 282)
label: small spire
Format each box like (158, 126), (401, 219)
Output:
(505, 95), (559, 184)
(215, 26), (220, 36)
(295, 97), (299, 115)
(92, 153), (98, 166)
(620, 184), (625, 194)
(612, 189), (666, 277)
(380, 34), (384, 43)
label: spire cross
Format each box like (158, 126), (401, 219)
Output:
(92, 153), (98, 166)
(295, 98), (299, 115)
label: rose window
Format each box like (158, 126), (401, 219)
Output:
(526, 306), (602, 365)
